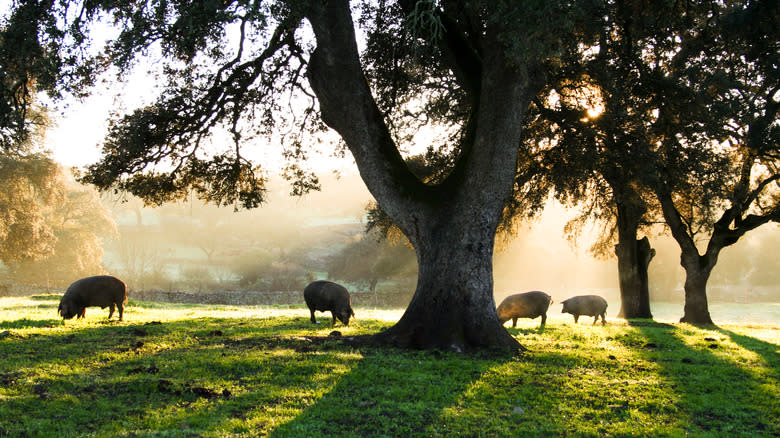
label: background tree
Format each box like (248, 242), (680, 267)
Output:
(327, 231), (417, 304)
(157, 201), (235, 264)
(510, 0), (713, 320)
(1, 0), (598, 351)
(1, 3), (104, 283)
(519, 62), (660, 320)
(11, 178), (117, 286)
(0, 152), (63, 270)
(648, 0), (779, 324)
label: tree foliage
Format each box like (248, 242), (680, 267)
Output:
(0, 0), (100, 151)
(327, 231), (416, 294)
(0, 152), (63, 266)
(10, 179), (117, 285)
(650, 0), (778, 226)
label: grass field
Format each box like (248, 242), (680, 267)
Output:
(0, 295), (777, 437)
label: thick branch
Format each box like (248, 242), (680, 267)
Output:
(708, 204), (779, 255)
(304, 0), (431, 238)
(459, 31), (544, 212)
(654, 184), (700, 258)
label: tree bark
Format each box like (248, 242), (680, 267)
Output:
(679, 254), (714, 324)
(614, 235), (655, 318)
(373, 210), (521, 352)
(655, 187), (719, 325)
(636, 237), (655, 312)
(613, 196), (654, 319)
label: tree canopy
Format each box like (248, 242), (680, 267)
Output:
(0, 152), (63, 266)
(647, 0), (779, 323)
(9, 178), (117, 285)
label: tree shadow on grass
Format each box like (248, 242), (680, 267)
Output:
(0, 317), (330, 433)
(505, 325), (547, 336)
(0, 314), (511, 437)
(29, 294), (61, 301)
(625, 319), (677, 329)
(0, 302), (58, 315)
(267, 344), (511, 437)
(628, 323), (778, 436)
(0, 318), (61, 329)
(717, 328), (779, 368)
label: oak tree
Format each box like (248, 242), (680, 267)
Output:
(649, 0), (779, 324)
(11, 179), (117, 286)
(0, 152), (63, 268)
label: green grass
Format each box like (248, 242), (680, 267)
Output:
(0, 295), (777, 437)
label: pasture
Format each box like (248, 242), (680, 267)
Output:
(0, 295), (777, 437)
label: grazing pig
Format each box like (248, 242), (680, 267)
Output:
(496, 291), (553, 328)
(303, 280), (355, 326)
(561, 295), (608, 325)
(58, 275), (127, 321)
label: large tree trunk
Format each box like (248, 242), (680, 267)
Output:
(614, 202), (654, 319)
(374, 212), (520, 352)
(655, 187), (724, 325)
(679, 255), (714, 324)
(615, 237), (655, 318)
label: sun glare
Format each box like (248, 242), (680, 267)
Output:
(587, 105), (604, 118)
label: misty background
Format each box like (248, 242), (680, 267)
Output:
(2, 168), (778, 323)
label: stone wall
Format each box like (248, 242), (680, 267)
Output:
(128, 289), (413, 308)
(0, 281), (413, 307)
(0, 283), (59, 297)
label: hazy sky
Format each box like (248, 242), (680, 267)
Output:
(43, 78), (361, 172)
(45, 93), (110, 167)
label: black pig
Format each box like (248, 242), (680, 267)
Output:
(496, 291), (553, 328)
(561, 295), (608, 325)
(303, 280), (355, 326)
(58, 275), (127, 321)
